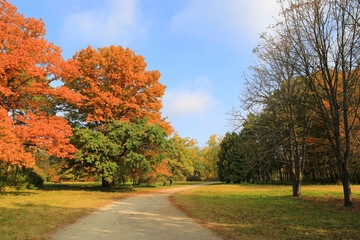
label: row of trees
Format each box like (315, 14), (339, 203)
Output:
(222, 0), (360, 206)
(0, 0), (221, 189)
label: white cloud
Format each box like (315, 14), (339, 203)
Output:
(162, 76), (226, 147)
(59, 0), (147, 47)
(164, 90), (211, 117)
(170, 0), (279, 43)
(163, 76), (218, 118)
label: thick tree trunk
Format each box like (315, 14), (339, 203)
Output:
(334, 132), (353, 206)
(292, 180), (301, 197)
(102, 177), (112, 188)
(290, 170), (301, 197)
(289, 156), (302, 197)
(340, 162), (353, 206)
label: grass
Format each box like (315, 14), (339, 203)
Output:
(170, 184), (360, 240)
(0, 181), (197, 240)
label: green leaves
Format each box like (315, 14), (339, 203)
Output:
(69, 119), (169, 185)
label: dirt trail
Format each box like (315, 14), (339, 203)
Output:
(50, 183), (221, 240)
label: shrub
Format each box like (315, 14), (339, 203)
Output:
(205, 176), (220, 181)
(0, 167), (44, 190)
(26, 170), (44, 188)
(186, 175), (202, 181)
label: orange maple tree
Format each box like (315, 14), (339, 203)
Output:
(0, 0), (79, 166)
(0, 107), (33, 167)
(64, 45), (172, 134)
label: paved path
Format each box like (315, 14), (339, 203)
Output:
(50, 183), (221, 240)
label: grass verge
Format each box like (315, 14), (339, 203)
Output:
(170, 184), (360, 240)
(0, 181), (197, 240)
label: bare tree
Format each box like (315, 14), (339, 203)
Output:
(278, 0), (360, 206)
(239, 31), (313, 197)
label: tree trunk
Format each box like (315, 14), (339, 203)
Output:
(311, 171), (316, 182)
(290, 168), (302, 197)
(122, 176), (126, 185)
(102, 177), (112, 188)
(292, 179), (301, 197)
(6, 164), (11, 181)
(329, 169), (336, 183)
(340, 162), (353, 206)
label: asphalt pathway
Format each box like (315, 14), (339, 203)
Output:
(50, 183), (221, 240)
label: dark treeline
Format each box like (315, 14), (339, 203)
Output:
(220, 112), (360, 185)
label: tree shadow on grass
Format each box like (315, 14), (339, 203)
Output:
(299, 195), (360, 213)
(41, 181), (203, 192)
(0, 191), (36, 196)
(41, 181), (218, 194)
(42, 183), (137, 193)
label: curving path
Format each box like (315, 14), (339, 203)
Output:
(50, 183), (221, 240)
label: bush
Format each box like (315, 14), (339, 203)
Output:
(0, 176), (5, 191)
(26, 170), (44, 188)
(186, 175), (202, 181)
(205, 176), (220, 181)
(0, 167), (44, 190)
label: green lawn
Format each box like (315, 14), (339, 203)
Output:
(170, 184), (360, 240)
(0, 181), (195, 240)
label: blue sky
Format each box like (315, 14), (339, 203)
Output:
(11, 0), (279, 146)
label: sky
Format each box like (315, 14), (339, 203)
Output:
(11, 0), (279, 147)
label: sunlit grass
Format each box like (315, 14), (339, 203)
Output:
(171, 184), (360, 240)
(0, 181), (195, 240)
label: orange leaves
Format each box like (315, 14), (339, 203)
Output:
(0, 108), (34, 167)
(0, 1), (62, 83)
(65, 45), (172, 133)
(1, 0), (174, 176)
(0, 1), (79, 166)
(151, 160), (172, 177)
(16, 113), (77, 159)
(0, 0), (78, 111)
(53, 86), (83, 105)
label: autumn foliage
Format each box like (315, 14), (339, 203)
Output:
(0, 0), (211, 189)
(0, 107), (33, 167)
(64, 45), (172, 134)
(0, 0), (78, 167)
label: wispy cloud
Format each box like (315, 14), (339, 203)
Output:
(170, 0), (279, 43)
(164, 90), (211, 117)
(163, 76), (218, 118)
(59, 0), (147, 48)
(162, 75), (225, 146)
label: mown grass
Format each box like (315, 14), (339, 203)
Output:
(0, 181), (197, 240)
(170, 184), (360, 240)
